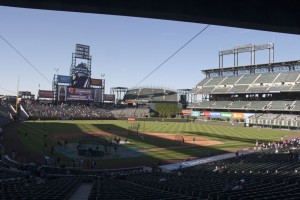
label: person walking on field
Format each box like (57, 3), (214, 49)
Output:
(255, 140), (259, 151)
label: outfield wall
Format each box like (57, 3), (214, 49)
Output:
(117, 117), (189, 123)
(189, 111), (255, 121)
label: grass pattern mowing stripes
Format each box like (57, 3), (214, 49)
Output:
(18, 120), (300, 166)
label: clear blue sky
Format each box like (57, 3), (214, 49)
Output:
(1, 6), (300, 96)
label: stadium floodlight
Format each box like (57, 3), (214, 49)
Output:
(218, 43), (274, 68)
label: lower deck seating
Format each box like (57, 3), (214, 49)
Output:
(88, 178), (197, 200)
(3, 138), (300, 199)
(0, 169), (82, 200)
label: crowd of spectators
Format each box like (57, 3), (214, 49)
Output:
(255, 136), (300, 154)
(23, 103), (114, 119)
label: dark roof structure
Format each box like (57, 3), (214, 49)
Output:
(1, 0), (300, 35)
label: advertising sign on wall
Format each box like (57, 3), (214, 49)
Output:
(90, 78), (102, 86)
(210, 112), (221, 118)
(57, 75), (72, 84)
(244, 113), (255, 119)
(128, 117), (136, 121)
(182, 110), (191, 115)
(221, 112), (232, 118)
(58, 85), (67, 101)
(204, 111), (210, 117)
(232, 112), (244, 119)
(38, 90), (54, 99)
(190, 111), (201, 117)
(94, 89), (101, 103)
(103, 94), (115, 101)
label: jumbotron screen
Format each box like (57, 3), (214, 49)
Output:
(71, 74), (90, 88)
(66, 87), (94, 101)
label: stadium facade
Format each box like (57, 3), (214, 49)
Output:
(188, 43), (300, 130)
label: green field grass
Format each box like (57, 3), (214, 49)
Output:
(17, 120), (300, 168)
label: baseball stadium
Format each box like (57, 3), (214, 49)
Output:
(1, 2), (300, 200)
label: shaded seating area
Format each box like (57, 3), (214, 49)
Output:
(88, 178), (197, 200)
(0, 102), (12, 126)
(125, 149), (300, 200)
(3, 139), (300, 199)
(0, 165), (83, 200)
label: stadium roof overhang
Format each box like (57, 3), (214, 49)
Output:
(2, 0), (300, 35)
(202, 60), (300, 74)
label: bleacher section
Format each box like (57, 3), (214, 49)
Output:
(3, 146), (300, 199)
(277, 114), (299, 120)
(138, 88), (154, 100)
(195, 70), (300, 95)
(152, 89), (165, 101)
(291, 83), (300, 91)
(227, 101), (250, 109)
(3, 134), (300, 199)
(236, 74), (259, 85)
(198, 86), (215, 94)
(124, 88), (177, 102)
(267, 101), (293, 110)
(189, 101), (300, 112)
(193, 69), (300, 123)
(204, 76), (225, 86)
(0, 165), (84, 200)
(198, 101), (216, 108)
(292, 101), (300, 111)
(165, 90), (178, 101)
(89, 178), (196, 200)
(254, 72), (279, 84)
(246, 101), (270, 110)
(257, 113), (280, 119)
(196, 77), (211, 87)
(227, 85), (249, 93)
(273, 71), (300, 83)
(219, 75), (241, 85)
(125, 144), (300, 200)
(267, 85), (291, 92)
(210, 101), (232, 109)
(23, 103), (114, 119)
(211, 87), (231, 94)
(247, 86), (268, 93)
(188, 100), (300, 113)
(123, 89), (139, 100)
(111, 107), (150, 117)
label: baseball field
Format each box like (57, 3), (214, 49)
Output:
(13, 120), (300, 169)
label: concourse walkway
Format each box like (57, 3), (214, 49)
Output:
(70, 183), (93, 200)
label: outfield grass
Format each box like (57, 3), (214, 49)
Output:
(17, 120), (300, 168)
